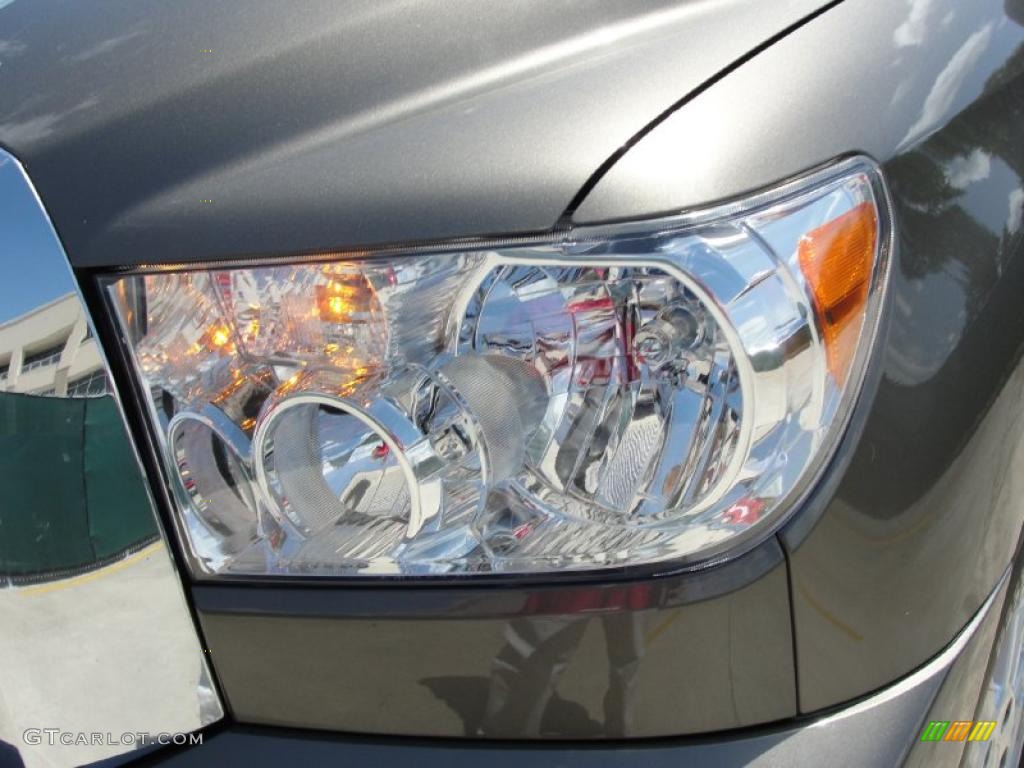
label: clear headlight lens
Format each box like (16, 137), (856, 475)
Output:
(106, 157), (890, 577)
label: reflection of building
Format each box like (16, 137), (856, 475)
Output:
(0, 292), (106, 397)
(0, 291), (154, 583)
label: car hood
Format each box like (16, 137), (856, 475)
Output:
(0, 0), (829, 267)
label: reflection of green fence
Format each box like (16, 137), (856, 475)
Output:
(0, 391), (158, 581)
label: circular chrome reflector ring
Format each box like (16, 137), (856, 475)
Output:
(252, 370), (442, 539)
(167, 405), (261, 554)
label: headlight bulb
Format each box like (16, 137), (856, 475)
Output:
(633, 305), (704, 373)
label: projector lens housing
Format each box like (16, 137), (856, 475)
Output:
(106, 157), (891, 578)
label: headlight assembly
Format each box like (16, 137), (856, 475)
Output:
(106, 157), (891, 578)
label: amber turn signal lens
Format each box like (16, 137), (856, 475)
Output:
(798, 201), (878, 385)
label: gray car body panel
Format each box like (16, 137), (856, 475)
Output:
(0, 0), (826, 268)
(193, 541), (796, 738)
(76, 567), (1019, 767)
(573, 0), (1024, 223)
